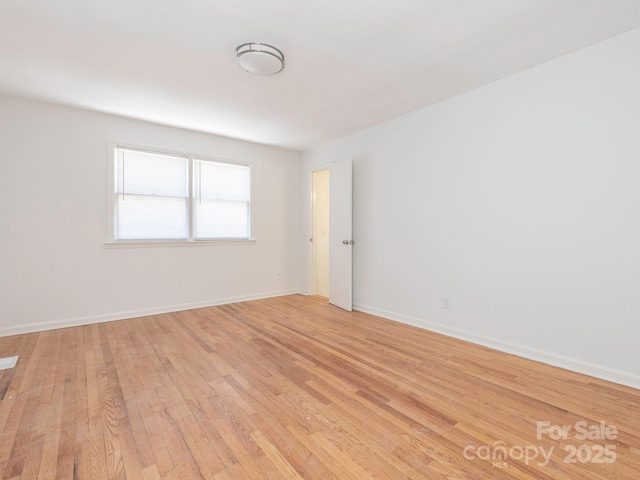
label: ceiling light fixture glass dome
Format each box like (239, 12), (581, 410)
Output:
(235, 42), (285, 75)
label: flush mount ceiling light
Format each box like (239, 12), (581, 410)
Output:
(235, 42), (285, 75)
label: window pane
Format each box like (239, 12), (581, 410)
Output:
(194, 200), (249, 239)
(114, 147), (189, 241)
(193, 159), (251, 239)
(116, 195), (188, 240)
(197, 160), (250, 201)
(116, 149), (188, 197)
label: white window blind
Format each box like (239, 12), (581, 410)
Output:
(194, 159), (251, 239)
(112, 146), (251, 242)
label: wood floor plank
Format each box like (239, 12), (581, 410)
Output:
(250, 431), (304, 480)
(0, 295), (638, 479)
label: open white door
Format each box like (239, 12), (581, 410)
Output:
(329, 159), (353, 311)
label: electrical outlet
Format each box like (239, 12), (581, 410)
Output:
(442, 297), (450, 309)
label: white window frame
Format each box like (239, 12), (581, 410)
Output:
(105, 141), (255, 248)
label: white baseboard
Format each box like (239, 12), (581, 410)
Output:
(353, 303), (640, 391)
(6, 294), (637, 390)
(0, 289), (300, 337)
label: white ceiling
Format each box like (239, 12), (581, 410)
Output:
(2, 1), (640, 151)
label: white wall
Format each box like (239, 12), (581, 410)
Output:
(303, 28), (640, 388)
(0, 94), (302, 335)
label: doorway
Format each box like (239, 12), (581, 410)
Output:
(310, 158), (353, 311)
(312, 169), (330, 298)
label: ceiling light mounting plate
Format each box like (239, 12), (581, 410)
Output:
(235, 42), (285, 76)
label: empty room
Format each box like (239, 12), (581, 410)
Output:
(1, 1), (639, 479)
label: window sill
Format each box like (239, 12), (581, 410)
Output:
(104, 239), (256, 249)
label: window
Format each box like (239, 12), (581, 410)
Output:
(110, 145), (251, 243)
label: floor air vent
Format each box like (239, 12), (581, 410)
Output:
(0, 356), (18, 370)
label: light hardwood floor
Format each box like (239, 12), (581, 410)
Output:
(0, 295), (638, 479)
